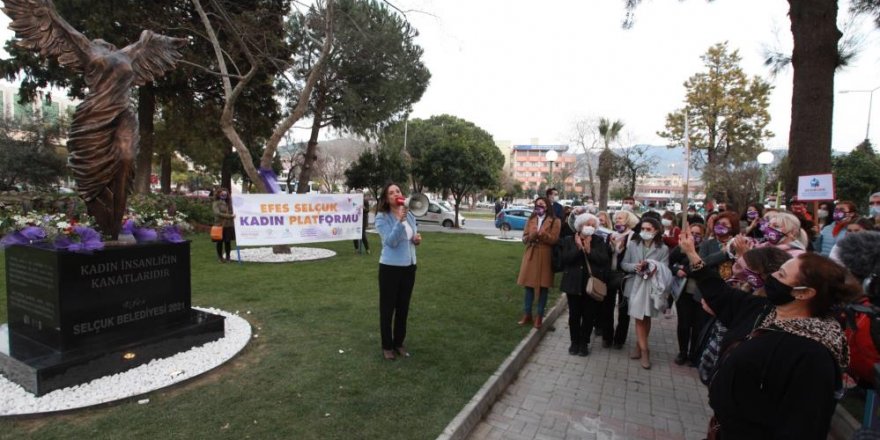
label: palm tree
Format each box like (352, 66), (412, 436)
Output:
(597, 118), (624, 210)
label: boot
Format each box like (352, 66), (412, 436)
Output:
(640, 349), (651, 369)
(534, 315), (543, 329)
(517, 314), (533, 326)
(630, 345), (642, 359)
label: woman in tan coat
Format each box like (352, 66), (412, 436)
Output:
(516, 196), (561, 328)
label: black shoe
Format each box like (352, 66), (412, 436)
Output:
(601, 340), (612, 349)
(578, 344), (590, 357)
(612, 343), (624, 350)
(594, 327), (602, 338)
(674, 353), (687, 365)
(568, 343), (578, 355)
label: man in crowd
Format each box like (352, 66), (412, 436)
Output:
(546, 188), (564, 219)
(622, 196), (637, 213)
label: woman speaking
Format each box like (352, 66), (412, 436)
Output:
(375, 183), (422, 361)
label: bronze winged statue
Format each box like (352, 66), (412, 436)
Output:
(2, 0), (186, 239)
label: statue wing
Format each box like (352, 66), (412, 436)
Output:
(2, 0), (91, 70)
(122, 30), (186, 86)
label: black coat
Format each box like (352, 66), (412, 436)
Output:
(693, 268), (841, 440)
(559, 234), (611, 296)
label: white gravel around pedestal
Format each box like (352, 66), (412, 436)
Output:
(484, 235), (522, 243)
(236, 247), (335, 263)
(0, 307), (251, 416)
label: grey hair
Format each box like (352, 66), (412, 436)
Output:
(574, 213), (599, 232)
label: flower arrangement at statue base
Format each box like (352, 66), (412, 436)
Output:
(0, 213), (104, 253)
(123, 194), (192, 244)
(0, 194), (193, 252)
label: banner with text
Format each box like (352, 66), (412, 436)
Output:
(232, 193), (363, 246)
(796, 173), (835, 201)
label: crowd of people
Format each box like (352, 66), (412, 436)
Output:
(322, 182), (880, 437)
(513, 188), (880, 439)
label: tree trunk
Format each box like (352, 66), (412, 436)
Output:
(597, 147), (613, 210)
(221, 147), (233, 191)
(585, 153), (597, 201)
(297, 99), (325, 194)
(160, 152), (171, 194)
(134, 85), (155, 194)
(786, 0), (839, 197)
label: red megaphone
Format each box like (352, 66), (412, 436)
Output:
(395, 196), (405, 206)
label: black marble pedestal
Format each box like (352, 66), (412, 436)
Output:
(0, 242), (226, 396)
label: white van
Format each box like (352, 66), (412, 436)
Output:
(416, 201), (466, 227)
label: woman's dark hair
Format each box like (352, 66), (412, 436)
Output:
(715, 211), (741, 236)
(797, 253), (862, 318)
(741, 204), (764, 222)
(743, 247), (792, 278)
(850, 218), (875, 231)
(634, 217), (664, 248)
(530, 196), (555, 219)
(214, 187), (230, 201)
(377, 182), (404, 213)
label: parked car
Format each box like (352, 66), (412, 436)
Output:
(416, 201), (466, 227)
(475, 201), (494, 209)
(495, 208), (533, 231)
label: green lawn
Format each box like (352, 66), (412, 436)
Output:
(0, 232), (539, 440)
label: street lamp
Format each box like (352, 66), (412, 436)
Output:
(757, 151), (774, 207)
(840, 86), (880, 142)
(545, 149), (558, 190)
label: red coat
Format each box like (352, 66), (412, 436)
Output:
(845, 297), (880, 386)
(516, 216), (561, 289)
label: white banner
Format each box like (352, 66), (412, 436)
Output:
(796, 174), (835, 201)
(231, 193), (363, 246)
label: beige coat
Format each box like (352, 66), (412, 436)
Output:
(516, 216), (561, 289)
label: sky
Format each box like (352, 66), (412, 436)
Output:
(2, 0), (880, 156)
(382, 0), (880, 154)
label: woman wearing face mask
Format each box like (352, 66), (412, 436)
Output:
(559, 213), (612, 356)
(828, 217), (875, 264)
(660, 211), (681, 248)
(212, 188), (236, 263)
(816, 202), (833, 230)
(698, 211), (740, 281)
(732, 212), (806, 264)
(516, 197), (561, 329)
(741, 204), (764, 240)
(621, 217), (670, 369)
(679, 228), (857, 440)
(669, 223), (708, 365)
(816, 200), (859, 256)
(601, 210), (640, 349)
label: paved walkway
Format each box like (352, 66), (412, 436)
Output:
(468, 308), (712, 440)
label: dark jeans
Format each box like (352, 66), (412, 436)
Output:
(676, 292), (707, 361)
(378, 263), (416, 350)
(568, 294), (601, 347)
(215, 226), (234, 259)
(601, 274), (630, 345)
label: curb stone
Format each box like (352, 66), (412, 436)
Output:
(436, 294), (569, 440)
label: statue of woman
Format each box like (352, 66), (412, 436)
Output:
(3, 0), (186, 239)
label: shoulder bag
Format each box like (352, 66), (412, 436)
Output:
(210, 225), (224, 241)
(584, 253), (607, 302)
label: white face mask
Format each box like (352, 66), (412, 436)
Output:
(661, 219), (672, 227)
(581, 226), (596, 237)
(622, 204), (633, 212)
(639, 231), (655, 241)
